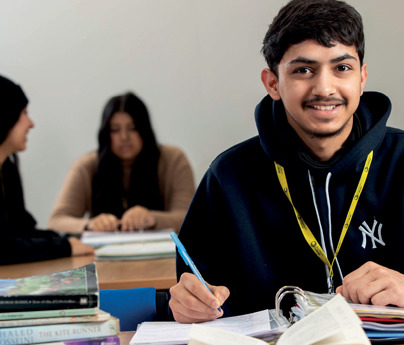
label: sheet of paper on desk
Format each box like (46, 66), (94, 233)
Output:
(130, 309), (289, 345)
(81, 228), (173, 247)
(188, 324), (268, 345)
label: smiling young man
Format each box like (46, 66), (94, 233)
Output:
(169, 0), (404, 324)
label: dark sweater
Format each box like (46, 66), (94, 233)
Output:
(0, 156), (71, 264)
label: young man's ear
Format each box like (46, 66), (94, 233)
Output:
(261, 68), (281, 100)
(360, 62), (368, 96)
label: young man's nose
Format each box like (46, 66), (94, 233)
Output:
(312, 70), (337, 97)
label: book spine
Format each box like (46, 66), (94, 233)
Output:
(0, 308), (98, 321)
(35, 335), (120, 345)
(0, 317), (119, 345)
(0, 294), (98, 311)
(0, 311), (110, 327)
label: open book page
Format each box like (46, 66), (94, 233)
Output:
(188, 324), (268, 345)
(130, 309), (289, 345)
(277, 294), (370, 345)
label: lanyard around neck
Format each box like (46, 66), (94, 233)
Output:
(274, 151), (373, 278)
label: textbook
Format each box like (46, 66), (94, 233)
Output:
(0, 309), (110, 328)
(0, 307), (98, 321)
(0, 315), (119, 345)
(35, 335), (120, 345)
(131, 290), (370, 345)
(0, 263), (98, 312)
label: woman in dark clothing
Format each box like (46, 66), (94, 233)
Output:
(0, 74), (93, 264)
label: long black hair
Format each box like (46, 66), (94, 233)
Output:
(91, 92), (163, 217)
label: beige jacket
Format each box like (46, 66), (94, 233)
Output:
(48, 145), (195, 234)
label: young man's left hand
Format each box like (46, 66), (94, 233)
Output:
(336, 261), (404, 307)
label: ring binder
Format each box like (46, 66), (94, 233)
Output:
(275, 286), (308, 324)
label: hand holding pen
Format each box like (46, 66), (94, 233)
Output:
(169, 232), (230, 323)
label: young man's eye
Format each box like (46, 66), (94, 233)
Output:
(337, 64), (351, 72)
(294, 67), (312, 74)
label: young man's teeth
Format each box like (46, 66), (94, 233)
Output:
(313, 105), (336, 111)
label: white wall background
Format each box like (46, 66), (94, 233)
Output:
(0, 0), (403, 228)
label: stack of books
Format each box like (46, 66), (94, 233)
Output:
(0, 263), (120, 345)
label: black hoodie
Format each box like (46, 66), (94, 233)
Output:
(0, 156), (71, 264)
(176, 91), (404, 317)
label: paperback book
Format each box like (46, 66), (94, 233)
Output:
(0, 263), (98, 312)
(0, 309), (110, 328)
(36, 335), (120, 345)
(0, 307), (98, 321)
(0, 315), (119, 345)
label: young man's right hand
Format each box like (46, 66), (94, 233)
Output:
(169, 272), (230, 323)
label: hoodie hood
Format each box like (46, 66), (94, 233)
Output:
(255, 91), (391, 173)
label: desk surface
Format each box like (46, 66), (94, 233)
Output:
(120, 331), (135, 345)
(0, 255), (177, 290)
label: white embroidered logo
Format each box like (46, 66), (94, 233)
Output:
(358, 219), (385, 249)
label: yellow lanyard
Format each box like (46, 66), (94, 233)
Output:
(274, 151), (373, 278)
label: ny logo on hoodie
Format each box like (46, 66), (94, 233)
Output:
(358, 219), (385, 249)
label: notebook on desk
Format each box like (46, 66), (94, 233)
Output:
(80, 228), (174, 248)
(94, 240), (176, 261)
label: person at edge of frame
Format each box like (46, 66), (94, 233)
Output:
(0, 74), (94, 265)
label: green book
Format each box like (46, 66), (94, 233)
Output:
(0, 309), (109, 327)
(0, 263), (98, 312)
(0, 307), (98, 321)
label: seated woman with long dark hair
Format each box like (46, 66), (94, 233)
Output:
(0, 74), (94, 264)
(48, 92), (195, 233)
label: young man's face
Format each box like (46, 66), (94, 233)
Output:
(262, 39), (367, 141)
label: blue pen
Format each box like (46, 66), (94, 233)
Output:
(170, 232), (221, 312)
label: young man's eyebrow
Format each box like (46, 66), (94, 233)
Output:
(288, 57), (317, 65)
(330, 53), (357, 63)
(288, 53), (358, 66)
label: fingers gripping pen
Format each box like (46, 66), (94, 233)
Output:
(170, 232), (222, 312)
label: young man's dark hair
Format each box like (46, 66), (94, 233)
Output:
(262, 0), (365, 77)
